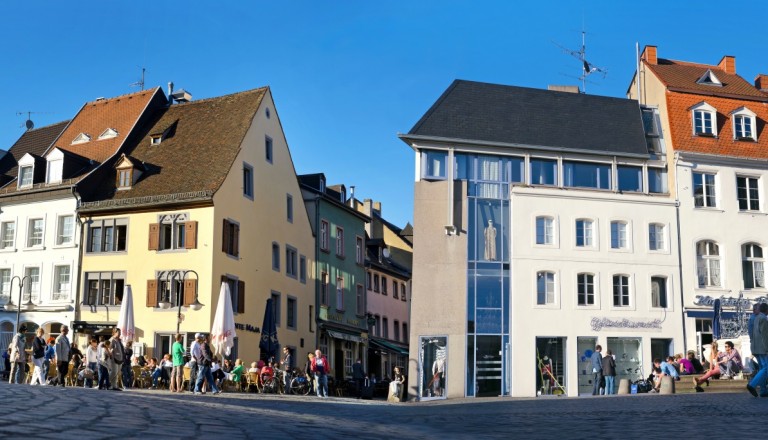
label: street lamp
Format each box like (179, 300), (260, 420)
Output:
(3, 275), (32, 332)
(160, 270), (204, 334)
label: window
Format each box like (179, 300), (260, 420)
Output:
(27, 218), (44, 247)
(151, 214), (193, 252)
(320, 220), (329, 251)
(400, 284), (406, 301)
(575, 219), (594, 247)
(693, 172), (716, 208)
(696, 241), (721, 287)
(530, 158), (557, 186)
(610, 221), (627, 250)
(563, 161), (611, 190)
(535, 216), (554, 245)
(19, 166), (33, 188)
(612, 275), (630, 307)
(577, 273), (595, 306)
(374, 315), (381, 337)
(382, 276), (388, 296)
(271, 291), (281, 326)
(382, 317), (389, 339)
(88, 220), (127, 253)
(403, 323), (408, 341)
(394, 320), (400, 342)
(335, 226), (344, 257)
(536, 271), (555, 305)
(286, 194), (293, 223)
(692, 103), (716, 136)
(220, 277), (245, 314)
(422, 150), (447, 179)
(222, 219), (239, 257)
(272, 243), (280, 271)
(159, 222), (185, 250)
(732, 107), (757, 140)
(649, 223), (665, 251)
(83, 272), (126, 306)
(320, 272), (329, 306)
(47, 159), (63, 184)
(0, 269), (10, 299)
(52, 265), (71, 301)
(356, 284), (364, 315)
(117, 169), (132, 189)
(366, 272), (371, 291)
(56, 215), (74, 246)
(642, 107), (664, 155)
(243, 164), (253, 198)
(299, 255), (306, 283)
(648, 167), (668, 194)
(393, 280), (399, 299)
(285, 246), (297, 278)
(651, 276), (668, 308)
(23, 267), (40, 303)
(265, 136), (273, 163)
(743, 243), (765, 289)
(0, 222), (15, 249)
(287, 297), (297, 330)
(737, 176), (760, 211)
(373, 274), (380, 293)
(356, 236), (364, 265)
(336, 277), (344, 311)
(617, 165), (643, 192)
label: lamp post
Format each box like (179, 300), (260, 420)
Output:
(3, 275), (33, 333)
(158, 270), (204, 334)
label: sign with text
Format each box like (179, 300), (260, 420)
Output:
(590, 317), (662, 332)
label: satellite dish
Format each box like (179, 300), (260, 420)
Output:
(382, 248), (390, 259)
(25, 119), (34, 130)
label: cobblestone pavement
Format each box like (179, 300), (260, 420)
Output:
(1, 383), (766, 439)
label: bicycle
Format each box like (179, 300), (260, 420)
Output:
(289, 373), (312, 395)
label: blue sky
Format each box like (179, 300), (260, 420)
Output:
(1, 1), (764, 227)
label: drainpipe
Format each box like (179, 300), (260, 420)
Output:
(72, 186), (84, 343)
(673, 152), (688, 351)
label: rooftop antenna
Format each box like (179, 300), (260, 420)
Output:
(16, 111), (49, 131)
(129, 67), (146, 90)
(552, 30), (607, 93)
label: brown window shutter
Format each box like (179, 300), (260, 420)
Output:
(185, 221), (198, 249)
(237, 280), (245, 314)
(233, 224), (240, 257)
(222, 219), (230, 253)
(146, 279), (158, 307)
(183, 279), (197, 306)
(148, 223), (160, 250)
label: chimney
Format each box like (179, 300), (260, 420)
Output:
(349, 185), (355, 208)
(168, 82), (174, 103)
(641, 45), (657, 65)
(718, 55), (736, 74)
(373, 201), (382, 215)
(755, 74), (768, 91)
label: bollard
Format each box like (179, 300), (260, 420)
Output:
(659, 376), (675, 394)
(617, 378), (630, 395)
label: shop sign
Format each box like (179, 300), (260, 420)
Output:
(328, 313), (343, 322)
(590, 317), (662, 332)
(235, 323), (260, 333)
(693, 295), (763, 308)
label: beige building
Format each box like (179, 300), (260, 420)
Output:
(76, 87), (315, 363)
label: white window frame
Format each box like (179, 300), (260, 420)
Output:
(696, 240), (721, 288)
(575, 218), (595, 248)
(55, 215), (75, 246)
(742, 243), (765, 290)
(158, 213), (187, 251)
(19, 165), (34, 188)
(27, 217), (45, 248)
(648, 223), (666, 252)
(535, 270), (558, 308)
(612, 274), (631, 307)
(691, 102), (717, 136)
(576, 273), (596, 307)
(651, 276), (669, 309)
(0, 268), (11, 300)
(335, 226), (344, 257)
(23, 266), (41, 303)
(46, 159), (63, 184)
(320, 220), (329, 252)
(535, 216), (554, 246)
(0, 221), (16, 250)
(356, 236), (364, 265)
(693, 172), (717, 208)
(737, 176), (760, 212)
(731, 107), (757, 141)
(610, 220), (629, 251)
(52, 265), (72, 301)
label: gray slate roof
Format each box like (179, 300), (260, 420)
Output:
(404, 80), (649, 157)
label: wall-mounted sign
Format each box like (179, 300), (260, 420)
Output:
(693, 295), (763, 308)
(590, 317), (662, 332)
(235, 323), (260, 333)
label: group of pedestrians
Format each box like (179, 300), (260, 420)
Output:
(590, 345), (618, 395)
(6, 324), (75, 387)
(747, 302), (768, 397)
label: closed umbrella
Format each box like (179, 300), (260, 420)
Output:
(259, 298), (279, 361)
(211, 282), (237, 357)
(116, 284), (135, 342)
(712, 298), (722, 340)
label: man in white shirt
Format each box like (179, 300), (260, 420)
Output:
(189, 333), (202, 392)
(84, 338), (99, 388)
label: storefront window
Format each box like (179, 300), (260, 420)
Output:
(419, 336), (447, 400)
(607, 337), (642, 384)
(577, 337), (597, 395)
(536, 337), (566, 396)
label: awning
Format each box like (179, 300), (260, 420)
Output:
(72, 321), (116, 333)
(370, 338), (409, 356)
(327, 330), (363, 343)
(686, 310), (740, 319)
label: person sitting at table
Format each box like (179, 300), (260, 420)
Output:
(248, 362), (260, 374)
(229, 358), (245, 391)
(260, 361), (274, 386)
(211, 357), (224, 387)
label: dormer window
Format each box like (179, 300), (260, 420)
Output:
(696, 69), (723, 86)
(114, 154), (142, 190)
(72, 133), (91, 145)
(691, 102), (717, 137)
(117, 169), (133, 189)
(19, 166), (33, 188)
(47, 159), (63, 184)
(731, 107), (757, 141)
(98, 128), (118, 140)
(150, 135), (162, 145)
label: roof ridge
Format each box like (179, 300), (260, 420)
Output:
(169, 86), (269, 108)
(657, 58), (721, 69)
(23, 119), (70, 132)
(83, 86), (161, 105)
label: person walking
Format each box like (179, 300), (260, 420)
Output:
(189, 333), (202, 392)
(194, 335), (220, 395)
(171, 334), (185, 393)
(84, 338), (98, 388)
(121, 341), (133, 389)
(280, 347), (293, 392)
(305, 352), (315, 394)
(30, 328), (47, 386)
(747, 303), (768, 397)
(352, 358), (366, 399)
(8, 324), (27, 384)
(53, 325), (71, 387)
(108, 328), (125, 391)
(311, 349), (329, 398)
(98, 340), (112, 390)
(590, 345), (603, 396)
(602, 349), (616, 395)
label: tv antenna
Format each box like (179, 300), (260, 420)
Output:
(16, 111), (49, 131)
(552, 31), (607, 93)
(130, 67), (147, 90)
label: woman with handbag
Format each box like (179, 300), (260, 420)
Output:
(30, 328), (47, 385)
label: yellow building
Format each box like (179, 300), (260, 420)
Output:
(76, 87), (315, 365)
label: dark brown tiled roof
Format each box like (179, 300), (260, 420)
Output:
(0, 120), (69, 188)
(83, 87), (267, 205)
(646, 59), (768, 100)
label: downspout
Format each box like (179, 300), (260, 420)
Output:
(313, 195), (321, 352)
(673, 152), (687, 350)
(72, 186), (84, 338)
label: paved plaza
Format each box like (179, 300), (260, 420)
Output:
(0, 384), (766, 439)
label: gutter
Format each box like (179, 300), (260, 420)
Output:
(673, 151), (687, 349)
(72, 186), (84, 330)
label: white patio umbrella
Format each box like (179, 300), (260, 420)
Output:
(116, 284), (136, 342)
(210, 281), (237, 357)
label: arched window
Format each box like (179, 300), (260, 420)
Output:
(697, 240), (721, 287)
(742, 243), (765, 289)
(577, 273), (595, 306)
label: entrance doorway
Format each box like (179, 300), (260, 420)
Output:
(651, 338), (673, 363)
(577, 337), (597, 395)
(536, 337), (566, 396)
(475, 335), (502, 397)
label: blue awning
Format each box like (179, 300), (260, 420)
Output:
(686, 310), (740, 319)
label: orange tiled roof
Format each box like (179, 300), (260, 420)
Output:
(646, 58), (768, 101)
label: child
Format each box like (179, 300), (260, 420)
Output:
(98, 340), (112, 390)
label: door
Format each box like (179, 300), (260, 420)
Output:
(475, 335), (502, 397)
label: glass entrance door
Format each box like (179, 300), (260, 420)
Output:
(475, 335), (502, 397)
